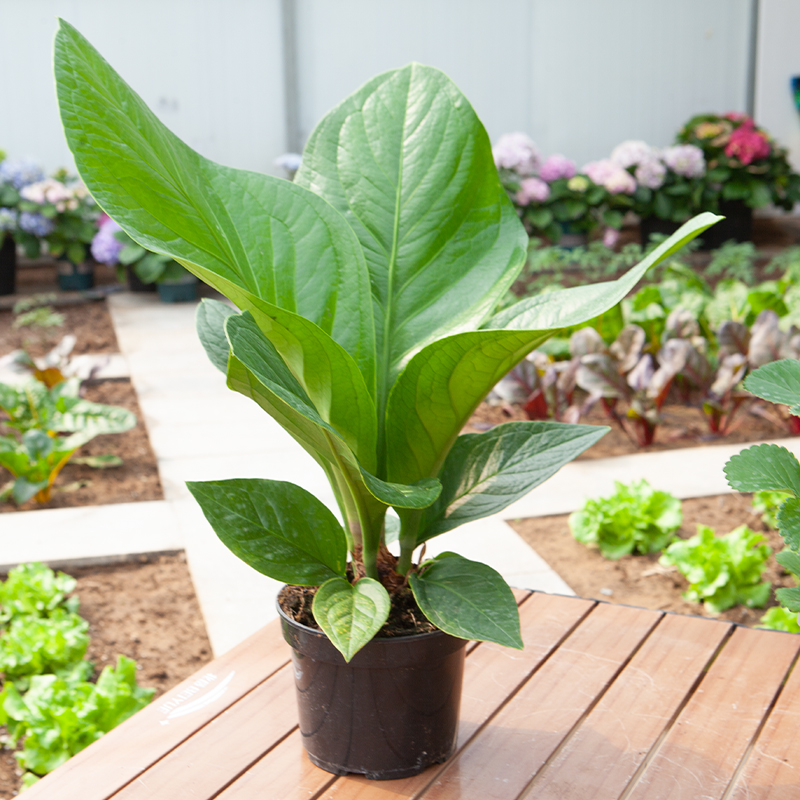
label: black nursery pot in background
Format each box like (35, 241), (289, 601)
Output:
(0, 234), (16, 296)
(278, 604), (467, 780)
(640, 200), (753, 251)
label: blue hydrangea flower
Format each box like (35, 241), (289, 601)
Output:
(0, 207), (18, 232)
(18, 211), (55, 237)
(0, 159), (46, 190)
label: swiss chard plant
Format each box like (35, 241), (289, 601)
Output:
(724, 358), (800, 625)
(659, 524), (772, 613)
(569, 479), (682, 560)
(0, 378), (135, 504)
(53, 20), (720, 660)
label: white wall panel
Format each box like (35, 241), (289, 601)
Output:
(0, 0), (287, 175)
(755, 0), (800, 171)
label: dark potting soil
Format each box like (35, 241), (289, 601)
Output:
(279, 547), (437, 637)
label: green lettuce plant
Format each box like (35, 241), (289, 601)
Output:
(660, 524), (772, 613)
(752, 490), (792, 530)
(53, 20), (719, 660)
(758, 605), (800, 633)
(569, 479), (682, 559)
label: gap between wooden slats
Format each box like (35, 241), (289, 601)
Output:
(394, 601), (664, 800)
(724, 634), (800, 800)
(216, 591), (595, 800)
(519, 612), (733, 800)
(621, 625), (800, 800)
(22, 620), (292, 800)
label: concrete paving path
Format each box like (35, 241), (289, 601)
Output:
(7, 291), (800, 656)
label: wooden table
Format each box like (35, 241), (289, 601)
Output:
(27, 591), (800, 799)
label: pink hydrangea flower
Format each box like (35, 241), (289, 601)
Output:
(539, 154), (576, 182)
(584, 160), (636, 194)
(725, 122), (771, 165)
(610, 140), (655, 169)
(724, 111), (750, 122)
(634, 156), (667, 189)
(492, 133), (541, 176)
(604, 169), (637, 195)
(516, 177), (550, 205)
(661, 145), (705, 178)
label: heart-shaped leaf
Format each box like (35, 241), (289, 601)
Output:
(196, 299), (236, 374)
(312, 577), (391, 661)
(418, 421), (609, 541)
(186, 479), (347, 585)
(409, 552), (522, 649)
(724, 444), (800, 497)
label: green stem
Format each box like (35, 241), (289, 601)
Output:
(396, 510), (422, 576)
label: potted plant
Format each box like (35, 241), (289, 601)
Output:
(16, 170), (98, 291)
(0, 155), (47, 296)
(677, 112), (800, 247)
(493, 135), (624, 247)
(92, 217), (198, 301)
(53, 19), (719, 779)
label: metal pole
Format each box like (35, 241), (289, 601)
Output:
(746, 0), (760, 117)
(281, 0), (301, 153)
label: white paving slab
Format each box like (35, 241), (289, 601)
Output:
(0, 501), (182, 572)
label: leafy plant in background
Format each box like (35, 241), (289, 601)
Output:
(758, 605), (800, 633)
(569, 479), (682, 559)
(54, 21), (722, 660)
(0, 563), (154, 788)
(660, 524), (772, 613)
(752, 490), (792, 530)
(0, 378), (135, 504)
(677, 112), (800, 212)
(91, 216), (192, 285)
(724, 359), (800, 627)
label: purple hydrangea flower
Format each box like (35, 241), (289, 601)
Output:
(634, 156), (667, 190)
(516, 177), (550, 205)
(0, 208), (18, 232)
(539, 154), (577, 182)
(610, 140), (655, 169)
(91, 219), (124, 265)
(18, 211), (55, 237)
(0, 159), (45, 190)
(662, 145), (705, 178)
(492, 133), (541, 176)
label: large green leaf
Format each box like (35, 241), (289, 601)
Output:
(386, 215), (721, 485)
(744, 360), (800, 415)
(295, 64), (528, 423)
(225, 313), (440, 512)
(776, 586), (800, 613)
(186, 479), (347, 585)
(196, 299), (236, 374)
(409, 552), (522, 649)
(776, 549), (800, 578)
(312, 577), (391, 661)
(777, 498), (800, 550)
(418, 422), (609, 541)
(724, 444), (800, 497)
(54, 19), (376, 388)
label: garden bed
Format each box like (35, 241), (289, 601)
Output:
(0, 552), (212, 798)
(466, 399), (789, 460)
(509, 493), (793, 627)
(0, 298), (164, 511)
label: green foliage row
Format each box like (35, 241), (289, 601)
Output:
(0, 563), (153, 788)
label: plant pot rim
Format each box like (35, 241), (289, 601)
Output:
(275, 591), (454, 646)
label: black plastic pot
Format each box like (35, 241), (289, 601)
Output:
(0, 234), (16, 296)
(157, 275), (199, 303)
(278, 603), (466, 780)
(126, 266), (157, 293)
(639, 200), (753, 251)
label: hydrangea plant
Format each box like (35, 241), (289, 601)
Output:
(53, 20), (719, 660)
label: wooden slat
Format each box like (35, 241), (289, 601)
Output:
(729, 639), (800, 800)
(522, 613), (732, 799)
(246, 593), (595, 800)
(414, 603), (662, 800)
(110, 664), (297, 799)
(215, 729), (337, 800)
(625, 626), (800, 800)
(24, 619), (290, 800)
